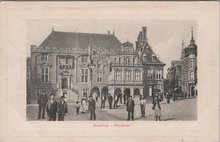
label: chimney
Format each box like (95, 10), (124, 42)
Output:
(142, 27), (147, 41)
(139, 31), (142, 42)
(30, 45), (37, 51)
(108, 31), (110, 34)
(135, 41), (138, 49)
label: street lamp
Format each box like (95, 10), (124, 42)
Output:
(88, 59), (96, 97)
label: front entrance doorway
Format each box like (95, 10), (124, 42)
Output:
(61, 78), (68, 89)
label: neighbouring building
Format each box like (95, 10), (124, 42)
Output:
(166, 28), (197, 98)
(166, 60), (182, 96)
(181, 28), (197, 97)
(26, 57), (31, 103)
(28, 27), (165, 101)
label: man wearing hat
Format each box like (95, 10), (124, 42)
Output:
(88, 95), (96, 120)
(126, 95), (135, 121)
(37, 91), (48, 119)
(57, 96), (68, 121)
(46, 94), (58, 121)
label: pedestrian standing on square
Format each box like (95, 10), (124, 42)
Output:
(76, 101), (80, 114)
(119, 92), (122, 104)
(81, 94), (87, 113)
(123, 93), (126, 104)
(88, 96), (96, 120)
(46, 94), (57, 121)
(140, 95), (146, 117)
(100, 95), (106, 109)
(126, 96), (135, 121)
(108, 93), (113, 109)
(113, 93), (118, 109)
(152, 93), (161, 121)
(166, 92), (170, 104)
(57, 96), (68, 121)
(37, 91), (48, 119)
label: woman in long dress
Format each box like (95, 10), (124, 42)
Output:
(152, 93), (162, 121)
(81, 96), (87, 113)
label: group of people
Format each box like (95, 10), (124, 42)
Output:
(37, 90), (163, 121)
(37, 91), (68, 121)
(76, 94), (97, 120)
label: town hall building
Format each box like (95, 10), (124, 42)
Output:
(28, 27), (165, 101)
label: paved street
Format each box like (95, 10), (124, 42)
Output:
(27, 98), (197, 121)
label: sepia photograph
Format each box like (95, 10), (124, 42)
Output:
(0, 2), (218, 142)
(26, 20), (198, 121)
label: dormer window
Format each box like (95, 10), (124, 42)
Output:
(152, 54), (155, 61)
(41, 53), (48, 61)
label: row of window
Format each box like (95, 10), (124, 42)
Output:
(115, 56), (139, 65)
(81, 69), (103, 83)
(148, 69), (163, 80)
(115, 70), (141, 81)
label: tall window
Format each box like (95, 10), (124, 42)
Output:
(148, 69), (153, 79)
(155, 70), (162, 80)
(134, 70), (141, 81)
(116, 70), (122, 80)
(190, 71), (194, 80)
(81, 69), (88, 82)
(41, 67), (49, 82)
(41, 53), (48, 61)
(191, 58), (195, 67)
(126, 57), (130, 65)
(125, 70), (132, 80)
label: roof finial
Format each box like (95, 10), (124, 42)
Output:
(190, 27), (195, 45)
(52, 26), (54, 32)
(127, 38), (129, 42)
(113, 30), (115, 35)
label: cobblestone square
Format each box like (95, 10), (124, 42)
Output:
(27, 98), (197, 121)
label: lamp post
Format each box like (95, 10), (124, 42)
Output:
(87, 52), (96, 97)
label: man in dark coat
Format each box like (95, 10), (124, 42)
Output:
(88, 96), (96, 120)
(46, 94), (58, 121)
(57, 96), (68, 121)
(126, 96), (135, 121)
(37, 91), (48, 119)
(108, 93), (113, 109)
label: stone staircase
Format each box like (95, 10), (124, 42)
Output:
(57, 88), (81, 103)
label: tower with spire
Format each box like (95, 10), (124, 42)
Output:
(180, 27), (197, 98)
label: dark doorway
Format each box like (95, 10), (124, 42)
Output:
(61, 78), (68, 89)
(134, 88), (140, 99)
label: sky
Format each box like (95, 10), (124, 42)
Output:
(27, 19), (197, 76)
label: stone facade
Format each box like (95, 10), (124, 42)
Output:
(28, 27), (165, 101)
(166, 28), (197, 98)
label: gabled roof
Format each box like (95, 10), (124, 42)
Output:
(38, 31), (122, 51)
(122, 41), (133, 47)
(141, 41), (165, 65)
